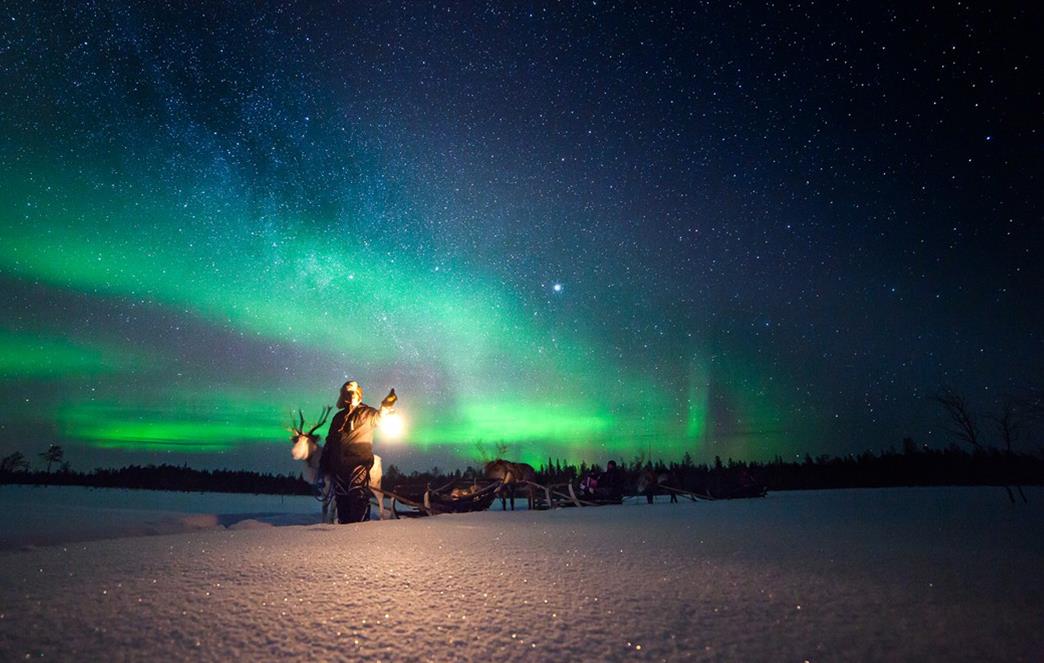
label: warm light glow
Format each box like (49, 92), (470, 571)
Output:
(378, 412), (406, 441)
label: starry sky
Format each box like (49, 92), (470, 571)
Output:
(1, 2), (1040, 474)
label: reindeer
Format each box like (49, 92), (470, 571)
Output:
(637, 467), (680, 504)
(484, 459), (538, 510)
(290, 407), (387, 522)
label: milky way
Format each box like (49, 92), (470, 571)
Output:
(1, 3), (1039, 472)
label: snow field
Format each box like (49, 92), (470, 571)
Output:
(0, 486), (1041, 661)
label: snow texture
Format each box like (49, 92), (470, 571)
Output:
(0, 486), (1041, 661)
(0, 486), (322, 550)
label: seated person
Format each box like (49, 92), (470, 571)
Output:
(596, 460), (624, 501)
(579, 471), (599, 496)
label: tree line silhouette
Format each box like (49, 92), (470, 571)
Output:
(3, 441), (1039, 497)
(3, 384), (1041, 496)
(0, 457), (311, 495)
(532, 441), (1042, 497)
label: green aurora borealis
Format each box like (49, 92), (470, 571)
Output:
(0, 172), (790, 469)
(5, 3), (1036, 473)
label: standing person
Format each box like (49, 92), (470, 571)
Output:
(319, 380), (397, 523)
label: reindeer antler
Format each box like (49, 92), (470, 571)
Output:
(306, 405), (332, 436)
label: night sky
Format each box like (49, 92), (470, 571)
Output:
(1, 2), (1040, 474)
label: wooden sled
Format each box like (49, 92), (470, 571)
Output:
(658, 483), (716, 502)
(551, 482), (716, 505)
(383, 479), (503, 518)
(541, 481), (624, 507)
(655, 483), (766, 501)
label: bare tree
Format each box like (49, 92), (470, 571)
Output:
(39, 444), (64, 475)
(989, 398), (1022, 454)
(1, 451), (30, 473)
(933, 388), (1016, 503)
(988, 397), (1028, 503)
(933, 387), (982, 450)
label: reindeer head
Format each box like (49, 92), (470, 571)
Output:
(289, 406), (332, 461)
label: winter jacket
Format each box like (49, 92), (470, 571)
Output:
(320, 404), (380, 476)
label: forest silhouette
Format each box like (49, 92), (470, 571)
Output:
(2, 440), (1040, 499)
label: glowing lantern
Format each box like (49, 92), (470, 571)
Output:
(378, 412), (406, 441)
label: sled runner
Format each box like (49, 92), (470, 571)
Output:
(707, 484), (768, 499)
(382, 479), (504, 517)
(650, 482), (766, 501)
(368, 477), (760, 518)
(657, 483), (716, 501)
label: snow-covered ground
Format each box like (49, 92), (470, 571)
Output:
(0, 486), (1041, 661)
(0, 485), (324, 550)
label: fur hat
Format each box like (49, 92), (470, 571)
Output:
(337, 380), (363, 408)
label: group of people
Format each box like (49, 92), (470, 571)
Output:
(319, 380), (396, 523)
(580, 462), (681, 503)
(578, 459), (625, 501)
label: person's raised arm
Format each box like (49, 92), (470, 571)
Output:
(379, 388), (397, 417)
